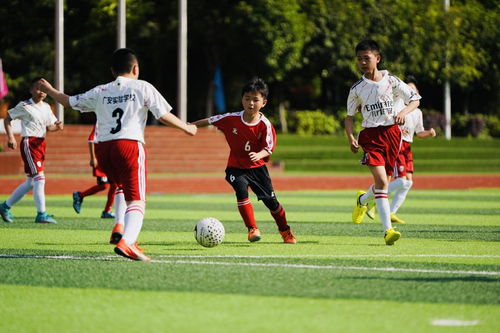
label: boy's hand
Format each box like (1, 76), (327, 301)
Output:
(349, 138), (359, 153)
(55, 121), (64, 130)
(7, 136), (17, 150)
(430, 128), (436, 137)
(184, 123), (197, 136)
(249, 151), (262, 162)
(37, 78), (53, 93)
(394, 113), (406, 125)
(90, 157), (98, 168)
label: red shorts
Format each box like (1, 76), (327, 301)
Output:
(20, 137), (46, 175)
(358, 124), (402, 177)
(95, 140), (147, 201)
(92, 165), (107, 178)
(395, 140), (413, 177)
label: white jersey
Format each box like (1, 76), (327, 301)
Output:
(7, 98), (57, 138)
(347, 70), (421, 128)
(393, 98), (425, 143)
(69, 76), (172, 144)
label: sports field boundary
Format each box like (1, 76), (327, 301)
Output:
(0, 174), (499, 194)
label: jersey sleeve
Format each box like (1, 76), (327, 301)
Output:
(47, 108), (58, 125)
(7, 102), (28, 120)
(261, 118), (276, 155)
(392, 78), (421, 105)
(144, 82), (172, 119)
(208, 113), (230, 131)
(69, 86), (101, 113)
(414, 110), (425, 134)
(346, 88), (361, 116)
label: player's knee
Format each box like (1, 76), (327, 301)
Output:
(262, 197), (280, 211)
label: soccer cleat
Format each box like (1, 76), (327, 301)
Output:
(384, 227), (401, 245)
(248, 227), (261, 242)
(101, 211), (115, 219)
(279, 228), (297, 244)
(72, 191), (83, 214)
(35, 212), (57, 224)
(390, 213), (406, 224)
(0, 202), (14, 223)
(109, 224), (124, 244)
(352, 191), (368, 224)
(114, 239), (151, 262)
(366, 202), (376, 220)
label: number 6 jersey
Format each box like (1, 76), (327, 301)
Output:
(209, 111), (276, 169)
(69, 76), (172, 144)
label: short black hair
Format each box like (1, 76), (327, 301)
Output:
(112, 48), (138, 74)
(404, 75), (418, 85)
(30, 77), (43, 87)
(241, 77), (268, 99)
(355, 40), (380, 54)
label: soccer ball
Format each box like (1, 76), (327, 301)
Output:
(194, 217), (225, 248)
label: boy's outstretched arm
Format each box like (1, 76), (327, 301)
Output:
(344, 115), (359, 153)
(158, 112), (197, 136)
(191, 118), (210, 127)
(38, 78), (71, 108)
(416, 128), (436, 138)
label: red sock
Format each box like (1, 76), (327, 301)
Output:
(237, 198), (257, 230)
(271, 205), (289, 232)
(104, 183), (117, 212)
(80, 183), (107, 198)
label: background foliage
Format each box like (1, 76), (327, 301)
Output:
(0, 0), (498, 134)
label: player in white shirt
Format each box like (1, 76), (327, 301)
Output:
(385, 76), (436, 224)
(345, 40), (421, 245)
(0, 77), (63, 224)
(39, 48), (197, 261)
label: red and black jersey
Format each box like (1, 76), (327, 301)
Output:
(209, 111), (276, 169)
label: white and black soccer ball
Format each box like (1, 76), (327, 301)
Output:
(194, 217), (225, 248)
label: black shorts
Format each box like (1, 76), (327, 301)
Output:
(225, 165), (275, 201)
(96, 176), (110, 185)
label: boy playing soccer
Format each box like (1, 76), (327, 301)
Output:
(0, 77), (63, 224)
(72, 123), (118, 219)
(345, 40), (421, 245)
(386, 76), (436, 224)
(193, 77), (296, 244)
(38, 48), (197, 261)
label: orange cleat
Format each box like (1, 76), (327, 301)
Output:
(114, 239), (151, 262)
(248, 227), (261, 242)
(280, 228), (297, 244)
(109, 223), (124, 244)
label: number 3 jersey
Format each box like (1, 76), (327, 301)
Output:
(69, 76), (172, 144)
(208, 111), (276, 169)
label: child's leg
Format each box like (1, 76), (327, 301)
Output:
(33, 173), (46, 213)
(114, 187), (126, 226)
(262, 197), (289, 232)
(79, 183), (107, 198)
(359, 184), (375, 205)
(390, 174), (413, 214)
(237, 197), (257, 230)
(368, 166), (391, 231)
(104, 183), (117, 213)
(5, 176), (34, 208)
(122, 200), (145, 244)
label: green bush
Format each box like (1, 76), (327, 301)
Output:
(486, 115), (500, 138)
(294, 110), (339, 135)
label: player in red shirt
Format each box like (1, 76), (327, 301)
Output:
(193, 78), (296, 244)
(72, 124), (117, 219)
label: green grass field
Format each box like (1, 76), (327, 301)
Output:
(1, 190), (499, 332)
(273, 136), (500, 173)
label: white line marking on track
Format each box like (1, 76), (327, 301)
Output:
(431, 319), (480, 326)
(1, 254), (499, 276)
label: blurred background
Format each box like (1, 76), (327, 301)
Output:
(0, 0), (498, 138)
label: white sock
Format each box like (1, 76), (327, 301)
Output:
(360, 185), (375, 205)
(114, 188), (126, 226)
(122, 203), (145, 244)
(6, 177), (33, 207)
(391, 180), (413, 213)
(33, 174), (46, 213)
(388, 177), (405, 195)
(374, 189), (391, 231)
